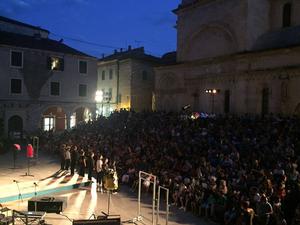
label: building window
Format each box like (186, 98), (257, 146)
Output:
(102, 71), (106, 80)
(70, 114), (76, 128)
(142, 70), (148, 80)
(79, 84), (87, 97)
(43, 117), (54, 131)
(10, 79), (22, 94)
(281, 82), (288, 100)
(50, 82), (60, 96)
(11, 51), (23, 67)
(79, 60), (87, 74)
(283, 3), (292, 27)
(224, 90), (230, 113)
(48, 57), (64, 71)
(109, 69), (113, 80)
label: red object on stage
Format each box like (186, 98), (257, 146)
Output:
(13, 144), (21, 151)
(27, 144), (34, 158)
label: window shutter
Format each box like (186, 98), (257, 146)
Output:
(47, 57), (52, 70)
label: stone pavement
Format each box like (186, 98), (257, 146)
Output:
(0, 149), (212, 225)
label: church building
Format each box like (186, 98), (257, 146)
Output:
(155, 0), (300, 115)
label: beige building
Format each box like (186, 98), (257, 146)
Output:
(0, 16), (97, 137)
(155, 0), (300, 115)
(97, 47), (161, 115)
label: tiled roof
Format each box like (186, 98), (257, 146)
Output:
(0, 31), (93, 58)
(252, 25), (300, 51)
(99, 47), (161, 63)
(161, 51), (177, 65)
(0, 16), (49, 33)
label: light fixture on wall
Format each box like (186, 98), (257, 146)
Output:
(205, 89), (220, 114)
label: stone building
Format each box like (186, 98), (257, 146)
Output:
(97, 47), (161, 115)
(155, 0), (300, 115)
(0, 16), (97, 137)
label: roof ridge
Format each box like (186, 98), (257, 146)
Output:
(0, 15), (49, 33)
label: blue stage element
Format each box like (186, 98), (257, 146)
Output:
(0, 181), (90, 203)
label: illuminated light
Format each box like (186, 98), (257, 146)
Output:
(212, 89), (217, 94)
(95, 90), (103, 102)
(70, 114), (76, 128)
(51, 58), (59, 70)
(205, 90), (209, 93)
(208, 90), (212, 93)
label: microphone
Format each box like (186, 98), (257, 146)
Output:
(13, 180), (19, 183)
(33, 182), (38, 186)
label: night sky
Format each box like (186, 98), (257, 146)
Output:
(0, 0), (180, 58)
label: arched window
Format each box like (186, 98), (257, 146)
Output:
(281, 82), (288, 100)
(282, 3), (292, 27)
(8, 115), (23, 138)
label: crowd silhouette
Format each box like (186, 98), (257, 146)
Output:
(40, 111), (300, 225)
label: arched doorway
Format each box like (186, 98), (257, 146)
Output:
(42, 106), (66, 132)
(8, 115), (23, 139)
(70, 107), (90, 128)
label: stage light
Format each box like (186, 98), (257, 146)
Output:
(212, 89), (217, 94)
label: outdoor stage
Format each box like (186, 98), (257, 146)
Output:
(0, 150), (209, 225)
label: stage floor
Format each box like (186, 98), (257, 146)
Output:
(0, 149), (212, 225)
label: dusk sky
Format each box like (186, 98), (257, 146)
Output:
(0, 0), (180, 58)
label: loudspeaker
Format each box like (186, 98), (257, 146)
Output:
(72, 216), (121, 225)
(28, 196), (67, 213)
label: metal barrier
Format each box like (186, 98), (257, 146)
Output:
(156, 186), (169, 225)
(135, 171), (157, 225)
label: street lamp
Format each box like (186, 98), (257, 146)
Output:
(205, 89), (220, 114)
(95, 90), (104, 116)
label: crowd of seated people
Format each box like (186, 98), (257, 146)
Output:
(39, 111), (300, 225)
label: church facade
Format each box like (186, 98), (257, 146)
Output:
(155, 0), (300, 115)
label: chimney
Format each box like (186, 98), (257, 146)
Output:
(128, 45), (132, 51)
(114, 49), (118, 54)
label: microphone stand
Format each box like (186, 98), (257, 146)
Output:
(14, 181), (23, 209)
(34, 183), (38, 212)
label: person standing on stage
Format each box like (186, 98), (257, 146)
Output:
(60, 144), (66, 170)
(78, 150), (86, 177)
(96, 155), (104, 192)
(70, 146), (78, 175)
(86, 151), (95, 181)
(64, 146), (71, 171)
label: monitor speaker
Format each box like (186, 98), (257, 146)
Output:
(72, 216), (121, 225)
(28, 196), (67, 213)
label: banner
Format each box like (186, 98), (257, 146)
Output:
(27, 144), (34, 158)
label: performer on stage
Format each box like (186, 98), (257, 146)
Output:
(103, 159), (119, 193)
(96, 155), (104, 192)
(78, 150), (86, 177)
(86, 151), (94, 181)
(70, 146), (78, 175)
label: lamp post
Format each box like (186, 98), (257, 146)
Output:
(95, 90), (104, 117)
(205, 89), (220, 114)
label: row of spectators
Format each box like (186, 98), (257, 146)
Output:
(39, 111), (300, 225)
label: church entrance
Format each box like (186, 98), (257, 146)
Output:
(261, 88), (269, 115)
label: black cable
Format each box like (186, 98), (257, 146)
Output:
(51, 32), (122, 49)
